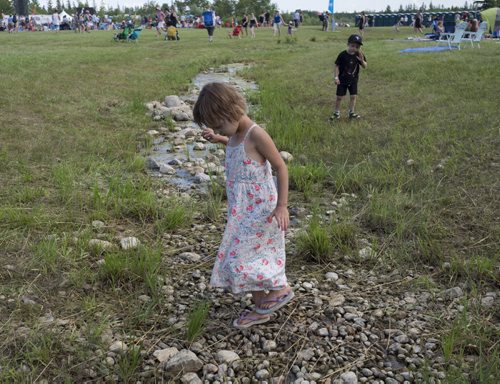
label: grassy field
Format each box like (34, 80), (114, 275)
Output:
(0, 26), (498, 382)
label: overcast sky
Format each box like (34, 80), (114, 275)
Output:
(41, 1), (468, 13)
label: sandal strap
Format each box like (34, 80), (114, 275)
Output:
(260, 291), (292, 305)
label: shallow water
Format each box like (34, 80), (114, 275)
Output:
(148, 63), (258, 191)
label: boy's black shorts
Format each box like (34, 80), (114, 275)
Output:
(336, 80), (358, 96)
(206, 26), (215, 36)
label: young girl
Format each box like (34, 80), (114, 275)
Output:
(193, 83), (294, 329)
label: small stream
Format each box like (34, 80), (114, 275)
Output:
(147, 63), (258, 191)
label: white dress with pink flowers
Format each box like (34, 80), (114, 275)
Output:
(210, 125), (287, 294)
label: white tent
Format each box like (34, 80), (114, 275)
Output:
(59, 10), (73, 22)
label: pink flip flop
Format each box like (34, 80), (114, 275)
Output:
(233, 309), (272, 329)
(255, 289), (295, 315)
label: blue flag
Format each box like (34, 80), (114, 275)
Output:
(329, 0), (334, 13)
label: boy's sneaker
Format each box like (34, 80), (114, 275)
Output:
(349, 112), (361, 119)
(329, 112), (341, 121)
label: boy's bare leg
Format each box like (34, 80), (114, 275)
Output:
(335, 96), (343, 112)
(349, 95), (357, 112)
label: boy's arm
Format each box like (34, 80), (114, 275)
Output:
(202, 128), (229, 146)
(358, 51), (368, 69)
(334, 64), (340, 84)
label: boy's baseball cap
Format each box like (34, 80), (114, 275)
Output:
(348, 34), (363, 45)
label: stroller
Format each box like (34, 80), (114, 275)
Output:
(228, 25), (242, 39)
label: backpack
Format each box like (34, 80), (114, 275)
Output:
(203, 11), (214, 27)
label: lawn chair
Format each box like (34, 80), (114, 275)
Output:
(436, 22), (467, 50)
(462, 22), (487, 48)
(127, 28), (142, 42)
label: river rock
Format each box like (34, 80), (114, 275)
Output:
(340, 371), (358, 384)
(255, 369), (270, 380)
(109, 340), (128, 353)
(194, 173), (211, 183)
(443, 287), (464, 299)
(181, 372), (202, 384)
(164, 350), (203, 374)
(174, 111), (191, 122)
(92, 220), (105, 229)
(160, 164), (177, 175)
(120, 236), (140, 250)
(216, 350), (240, 364)
(153, 347), (179, 363)
(179, 252), (202, 262)
(165, 95), (182, 108)
(325, 272), (339, 281)
(146, 156), (160, 170)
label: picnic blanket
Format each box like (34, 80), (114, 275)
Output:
(400, 46), (459, 53)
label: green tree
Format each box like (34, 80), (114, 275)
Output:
(55, 0), (62, 11)
(385, 5), (392, 13)
(234, 0), (275, 17)
(0, 0), (13, 13)
(47, 0), (53, 12)
(213, 0), (235, 18)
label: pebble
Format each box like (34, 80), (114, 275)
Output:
(92, 220), (105, 229)
(255, 369), (270, 380)
(160, 163), (177, 175)
(358, 246), (376, 260)
(178, 252), (202, 263)
(164, 350), (203, 373)
(216, 350), (240, 364)
(181, 372), (203, 384)
(259, 340), (276, 352)
(153, 347), (179, 363)
(165, 95), (182, 108)
(340, 371), (358, 384)
(108, 340), (128, 353)
(120, 236), (140, 250)
(194, 173), (211, 183)
(317, 328), (329, 337)
(481, 296), (495, 308)
(443, 287), (464, 299)
(325, 272), (339, 281)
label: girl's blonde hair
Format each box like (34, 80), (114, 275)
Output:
(193, 82), (247, 128)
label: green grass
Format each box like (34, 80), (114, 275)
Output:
(0, 26), (498, 381)
(186, 300), (211, 343)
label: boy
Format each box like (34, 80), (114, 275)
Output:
(331, 34), (367, 121)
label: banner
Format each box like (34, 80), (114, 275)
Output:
(329, 0), (334, 13)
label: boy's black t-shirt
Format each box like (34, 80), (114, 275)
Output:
(335, 50), (366, 82)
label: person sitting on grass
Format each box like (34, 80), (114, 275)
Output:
(194, 82), (294, 330)
(331, 34), (367, 121)
(166, 22), (179, 40)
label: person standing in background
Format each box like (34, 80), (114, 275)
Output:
(293, 10), (300, 28)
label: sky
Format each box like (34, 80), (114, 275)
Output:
(39, 1), (468, 13)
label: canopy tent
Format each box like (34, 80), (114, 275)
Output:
(59, 10), (73, 22)
(480, 7), (500, 34)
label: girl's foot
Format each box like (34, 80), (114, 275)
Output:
(349, 112), (361, 119)
(255, 287), (294, 315)
(233, 309), (271, 329)
(329, 111), (341, 121)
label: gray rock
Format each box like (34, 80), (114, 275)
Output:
(120, 236), (140, 250)
(168, 158), (183, 166)
(109, 340), (128, 353)
(147, 129), (160, 136)
(174, 111), (191, 121)
(194, 173), (211, 184)
(262, 340), (277, 352)
(317, 328), (329, 337)
(361, 368), (373, 377)
(443, 287), (464, 300)
(385, 378), (399, 384)
(394, 334), (409, 344)
(255, 369), (270, 380)
(179, 252), (202, 263)
(146, 156), (160, 170)
(193, 142), (205, 151)
(296, 348), (315, 362)
(165, 95), (182, 108)
(481, 296), (495, 308)
(325, 272), (339, 281)
(153, 347), (179, 363)
(160, 164), (177, 175)
(92, 220), (105, 229)
(358, 246), (376, 260)
(164, 350), (203, 373)
(340, 371), (358, 384)
(216, 350), (240, 364)
(181, 372), (203, 384)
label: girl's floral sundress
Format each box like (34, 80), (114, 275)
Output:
(210, 124), (287, 294)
